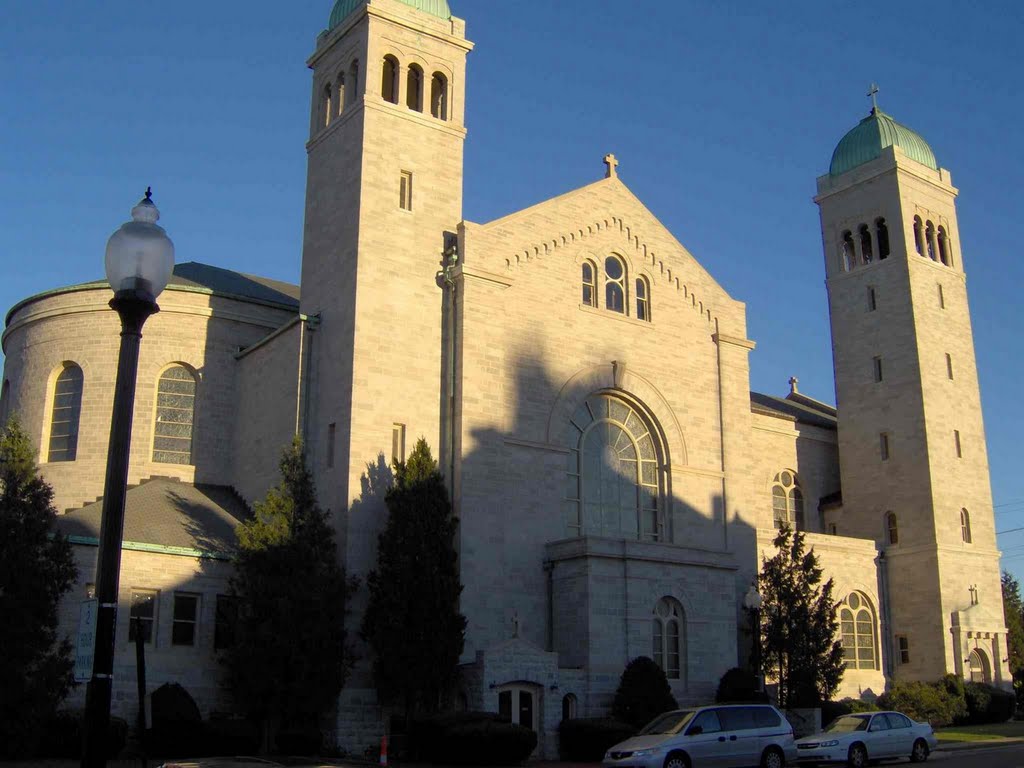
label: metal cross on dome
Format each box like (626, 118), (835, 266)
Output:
(868, 83), (880, 112)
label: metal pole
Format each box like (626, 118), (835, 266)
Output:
(81, 291), (158, 768)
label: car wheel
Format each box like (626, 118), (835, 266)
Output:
(847, 743), (868, 768)
(663, 752), (690, 768)
(910, 738), (929, 763)
(761, 746), (785, 768)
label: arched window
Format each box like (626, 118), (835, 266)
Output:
(430, 72), (448, 120)
(153, 365), (197, 465)
(635, 276), (651, 321)
(968, 649), (990, 683)
(652, 597), (684, 680)
(322, 83), (333, 127)
(561, 693), (577, 721)
(48, 363), (84, 462)
(841, 231), (856, 272)
(839, 592), (877, 670)
(581, 261), (597, 307)
(336, 73), (346, 115)
(961, 509), (972, 544)
(913, 217), (924, 256)
(875, 217), (890, 260)
(406, 64), (423, 112)
(937, 226), (950, 266)
(858, 224), (873, 264)
(0, 379), (9, 428)
(771, 470), (804, 530)
(886, 511), (898, 545)
(925, 221), (937, 260)
(565, 393), (662, 540)
(604, 256), (625, 314)
(348, 60), (360, 104)
(381, 55), (399, 104)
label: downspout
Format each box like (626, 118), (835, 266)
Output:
(878, 549), (893, 678)
(714, 318), (729, 549)
(440, 232), (460, 496)
(295, 314), (319, 439)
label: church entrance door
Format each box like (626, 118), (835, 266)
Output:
(497, 683), (540, 733)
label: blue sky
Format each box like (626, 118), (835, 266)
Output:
(3, 1), (1023, 574)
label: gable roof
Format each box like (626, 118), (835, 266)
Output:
(750, 390), (837, 430)
(54, 477), (249, 557)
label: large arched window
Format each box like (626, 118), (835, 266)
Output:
(961, 508), (972, 544)
(430, 72), (448, 120)
(406, 64), (423, 112)
(48, 363), (84, 462)
(153, 365), (197, 465)
(839, 592), (877, 670)
(875, 217), (890, 260)
(771, 470), (804, 530)
(636, 276), (651, 321)
(581, 261), (597, 307)
(381, 55), (399, 104)
(652, 597), (684, 680)
(561, 693), (577, 721)
(886, 511), (898, 545)
(604, 256), (625, 314)
(565, 393), (662, 540)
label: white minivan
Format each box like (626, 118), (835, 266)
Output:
(602, 704), (797, 768)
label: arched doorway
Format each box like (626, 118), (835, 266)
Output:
(497, 682), (540, 733)
(968, 649), (991, 683)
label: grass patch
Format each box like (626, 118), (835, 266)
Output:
(935, 720), (1024, 743)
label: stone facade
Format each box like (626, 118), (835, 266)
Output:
(0, 0), (1008, 759)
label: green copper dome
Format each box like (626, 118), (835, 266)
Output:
(829, 109), (937, 177)
(329, 0), (451, 30)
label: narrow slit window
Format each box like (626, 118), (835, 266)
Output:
(327, 422), (336, 468)
(873, 356), (883, 383)
(636, 276), (651, 321)
(867, 287), (877, 312)
(399, 171), (413, 211)
(392, 423), (406, 467)
(880, 432), (890, 461)
(961, 509), (972, 543)
(938, 283), (945, 309)
(581, 262), (597, 307)
(886, 511), (898, 545)
(946, 353), (954, 380)
(954, 430), (962, 458)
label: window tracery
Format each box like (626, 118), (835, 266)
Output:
(652, 597), (684, 680)
(771, 470), (804, 530)
(839, 592), (877, 670)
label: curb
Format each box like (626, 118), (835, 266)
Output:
(937, 737), (1024, 751)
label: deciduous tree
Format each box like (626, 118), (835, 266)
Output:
(0, 417), (77, 757)
(362, 438), (466, 717)
(758, 527), (844, 708)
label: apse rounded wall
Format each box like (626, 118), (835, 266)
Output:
(2, 277), (297, 513)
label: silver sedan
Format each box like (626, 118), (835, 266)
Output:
(795, 711), (938, 766)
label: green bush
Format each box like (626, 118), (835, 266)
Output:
(964, 682), (1015, 724)
(559, 718), (635, 761)
(877, 680), (965, 727)
(611, 656), (679, 729)
(715, 667), (769, 703)
(444, 720), (536, 765)
(410, 711), (506, 761)
(36, 711), (127, 759)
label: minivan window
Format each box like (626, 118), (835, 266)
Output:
(718, 707), (757, 731)
(639, 710), (695, 736)
(689, 710), (722, 735)
(754, 707), (782, 728)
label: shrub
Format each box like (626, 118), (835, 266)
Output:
(963, 682), (1015, 725)
(410, 712), (534, 764)
(611, 656), (678, 729)
(715, 667), (769, 703)
(410, 711), (506, 760)
(36, 711), (127, 759)
(877, 680), (964, 727)
(559, 718), (635, 761)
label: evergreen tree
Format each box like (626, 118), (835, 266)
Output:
(611, 656), (678, 729)
(1001, 571), (1024, 709)
(759, 527), (844, 708)
(0, 417), (77, 757)
(226, 437), (358, 732)
(362, 438), (466, 716)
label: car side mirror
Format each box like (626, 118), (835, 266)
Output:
(688, 725), (703, 736)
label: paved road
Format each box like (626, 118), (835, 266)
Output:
(904, 743), (1024, 767)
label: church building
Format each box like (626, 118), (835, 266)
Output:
(0, 0), (1007, 757)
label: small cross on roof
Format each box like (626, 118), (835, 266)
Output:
(603, 153), (619, 179)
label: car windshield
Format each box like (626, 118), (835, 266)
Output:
(824, 715), (871, 733)
(639, 710), (696, 735)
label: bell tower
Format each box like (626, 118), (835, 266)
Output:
(299, 0), (472, 573)
(815, 96), (1007, 686)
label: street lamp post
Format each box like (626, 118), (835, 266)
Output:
(81, 190), (174, 768)
(744, 582), (764, 688)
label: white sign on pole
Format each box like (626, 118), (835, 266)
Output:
(75, 598), (99, 682)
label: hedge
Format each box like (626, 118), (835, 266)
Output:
(410, 711), (535, 765)
(963, 682), (1015, 725)
(559, 718), (635, 761)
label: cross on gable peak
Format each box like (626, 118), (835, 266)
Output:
(603, 153), (619, 179)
